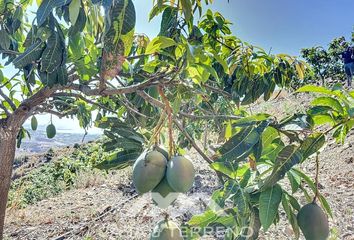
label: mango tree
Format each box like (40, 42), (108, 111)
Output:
(1, 0), (354, 239)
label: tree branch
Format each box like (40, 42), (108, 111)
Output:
(0, 50), (20, 55)
(138, 90), (241, 121)
(203, 84), (232, 98)
(0, 103), (10, 116)
(178, 112), (241, 120)
(36, 108), (76, 118)
(173, 118), (213, 164)
(0, 89), (16, 111)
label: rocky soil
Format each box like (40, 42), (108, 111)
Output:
(4, 93), (354, 240)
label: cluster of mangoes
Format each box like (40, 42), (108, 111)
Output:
(132, 146), (194, 240)
(132, 146), (195, 200)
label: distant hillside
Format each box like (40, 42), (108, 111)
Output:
(17, 125), (101, 155)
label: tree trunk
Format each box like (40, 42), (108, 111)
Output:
(0, 129), (17, 240)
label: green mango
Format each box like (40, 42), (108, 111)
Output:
(46, 124), (56, 139)
(297, 202), (329, 240)
(31, 116), (38, 131)
(133, 151), (167, 194)
(166, 156), (195, 193)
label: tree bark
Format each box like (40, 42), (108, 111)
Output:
(0, 128), (17, 239)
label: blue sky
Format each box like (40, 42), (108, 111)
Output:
(135, 0), (354, 56)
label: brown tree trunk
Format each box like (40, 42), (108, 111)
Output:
(0, 129), (17, 240)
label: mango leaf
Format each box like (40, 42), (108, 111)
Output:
(252, 139), (262, 162)
(68, 8), (86, 35)
(232, 114), (270, 127)
(188, 210), (218, 228)
(218, 126), (261, 162)
(282, 194), (300, 239)
(57, 66), (68, 85)
(37, 0), (72, 26)
(108, 127), (145, 143)
(12, 41), (46, 69)
(104, 0), (136, 53)
(69, 0), (80, 25)
(259, 184), (282, 231)
(224, 180), (249, 216)
(212, 51), (229, 74)
(41, 32), (64, 73)
(180, 0), (192, 21)
(261, 145), (303, 190)
(311, 96), (344, 114)
(149, 3), (169, 21)
(103, 138), (143, 151)
(311, 114), (335, 126)
(0, 29), (11, 50)
(299, 133), (325, 160)
(262, 126), (279, 148)
(277, 114), (313, 131)
(287, 171), (301, 193)
(145, 36), (176, 54)
(158, 6), (178, 36)
(94, 150), (140, 170)
(296, 85), (334, 95)
(248, 208), (261, 240)
(197, 63), (220, 81)
(210, 161), (238, 179)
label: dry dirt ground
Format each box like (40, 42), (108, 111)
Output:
(3, 93), (354, 240)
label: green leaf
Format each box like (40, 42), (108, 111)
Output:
(94, 150), (140, 170)
(68, 8), (86, 36)
(13, 41), (46, 69)
(311, 114), (335, 126)
(262, 126), (279, 148)
(69, 0), (81, 25)
(145, 36), (176, 54)
(37, 0), (71, 26)
(197, 63), (220, 81)
(261, 145), (303, 190)
(259, 184), (282, 231)
(224, 180), (249, 216)
(278, 114), (313, 131)
(57, 66), (68, 85)
(232, 114), (270, 127)
(248, 208), (261, 240)
(180, 0), (192, 21)
(318, 194), (333, 218)
(296, 85), (334, 95)
(287, 171), (301, 193)
(212, 51), (229, 74)
(159, 6), (177, 36)
(41, 32), (63, 73)
(282, 194), (300, 239)
(311, 96), (344, 114)
(210, 161), (238, 179)
(218, 126), (261, 162)
(104, 0), (136, 51)
(299, 133), (325, 160)
(0, 29), (11, 50)
(188, 210), (218, 228)
(148, 3), (169, 21)
(103, 138), (143, 151)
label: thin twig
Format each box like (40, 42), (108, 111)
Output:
(313, 152), (320, 203)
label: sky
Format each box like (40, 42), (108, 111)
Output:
(134, 0), (354, 56)
(2, 0), (354, 133)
